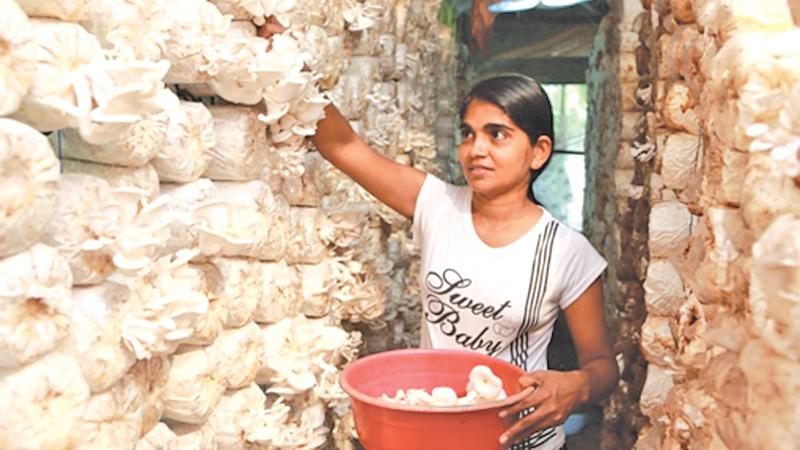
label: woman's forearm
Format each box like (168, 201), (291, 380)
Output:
(575, 356), (618, 406)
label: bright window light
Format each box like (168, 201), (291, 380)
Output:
(487, 0), (590, 13)
(488, 0), (541, 13)
(541, 0), (591, 6)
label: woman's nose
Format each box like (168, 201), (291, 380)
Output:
(469, 135), (490, 158)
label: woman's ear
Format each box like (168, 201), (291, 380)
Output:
(529, 135), (553, 171)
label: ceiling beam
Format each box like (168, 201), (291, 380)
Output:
(476, 57), (589, 84)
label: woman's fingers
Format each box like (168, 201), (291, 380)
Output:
(256, 16), (287, 40)
(499, 404), (550, 445)
(498, 386), (548, 418)
(518, 370), (547, 388)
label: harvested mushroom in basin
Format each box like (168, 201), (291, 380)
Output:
(379, 365), (507, 407)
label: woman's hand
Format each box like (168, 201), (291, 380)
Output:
(256, 16), (287, 41)
(496, 280), (618, 446)
(498, 370), (589, 446)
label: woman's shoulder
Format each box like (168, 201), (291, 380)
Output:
(418, 173), (469, 206)
(543, 212), (600, 255)
(413, 174), (469, 242)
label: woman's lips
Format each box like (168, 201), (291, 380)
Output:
(468, 165), (493, 177)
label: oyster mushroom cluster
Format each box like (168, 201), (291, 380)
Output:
(614, 1), (800, 449)
(0, 0), (458, 448)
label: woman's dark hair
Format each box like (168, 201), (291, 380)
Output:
(459, 74), (554, 203)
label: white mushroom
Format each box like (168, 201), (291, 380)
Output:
(0, 0), (35, 116)
(286, 207), (329, 264)
(648, 201), (695, 259)
(643, 259), (687, 317)
(640, 363), (676, 419)
(740, 152), (800, 235)
(749, 215), (800, 360)
(263, 136), (310, 204)
(61, 159), (160, 200)
(232, 396), (293, 446)
(269, 401), (329, 449)
(314, 367), (352, 417)
(207, 383), (274, 449)
(205, 36), (273, 105)
(255, 33), (329, 139)
(206, 322), (264, 389)
(70, 375), (145, 450)
(117, 250), (210, 359)
(255, 261), (302, 324)
(151, 101), (216, 183)
(0, 244), (72, 369)
(431, 387), (459, 405)
(641, 315), (679, 370)
(193, 200), (260, 256)
(158, 178), (218, 256)
(67, 282), (137, 393)
(328, 257), (386, 322)
(89, 187), (175, 276)
(695, 0), (794, 41)
(14, 0), (88, 20)
(381, 365), (506, 407)
(77, 58), (178, 145)
(331, 411), (358, 450)
(298, 25), (347, 90)
(298, 262), (334, 318)
(663, 82), (701, 135)
(160, 0), (232, 84)
(44, 174), (115, 285)
(204, 105), (268, 181)
(135, 422), (177, 450)
(185, 262), (228, 346)
(12, 20), (101, 132)
(342, 0), (382, 32)
(211, 0), (297, 26)
(467, 365), (506, 402)
(212, 180), (291, 261)
(257, 316), (354, 396)
(0, 119), (60, 258)
(162, 345), (226, 424)
(59, 112), (168, 167)
(80, 0), (170, 62)
(318, 206), (370, 250)
(212, 258), (264, 327)
(165, 420), (216, 449)
(127, 356), (171, 435)
(658, 132), (700, 192)
(0, 352), (90, 449)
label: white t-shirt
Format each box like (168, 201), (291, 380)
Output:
(412, 175), (607, 450)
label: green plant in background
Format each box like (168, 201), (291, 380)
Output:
(437, 0), (460, 37)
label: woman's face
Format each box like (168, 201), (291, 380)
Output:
(458, 99), (550, 199)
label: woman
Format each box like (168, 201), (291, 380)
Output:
(310, 73), (617, 449)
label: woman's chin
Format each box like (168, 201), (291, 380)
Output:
(467, 181), (502, 198)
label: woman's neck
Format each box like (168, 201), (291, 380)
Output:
(471, 185), (538, 224)
(470, 187), (543, 248)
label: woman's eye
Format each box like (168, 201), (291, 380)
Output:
(492, 130), (507, 140)
(460, 129), (473, 139)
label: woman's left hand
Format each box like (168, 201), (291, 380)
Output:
(498, 370), (588, 446)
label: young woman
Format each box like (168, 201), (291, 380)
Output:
(310, 74), (617, 450)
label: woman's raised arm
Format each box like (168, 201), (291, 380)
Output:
(310, 104), (426, 219)
(257, 20), (427, 219)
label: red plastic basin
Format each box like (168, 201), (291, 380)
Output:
(340, 349), (528, 450)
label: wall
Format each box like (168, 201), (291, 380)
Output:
(585, 0), (800, 448)
(637, 1), (800, 448)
